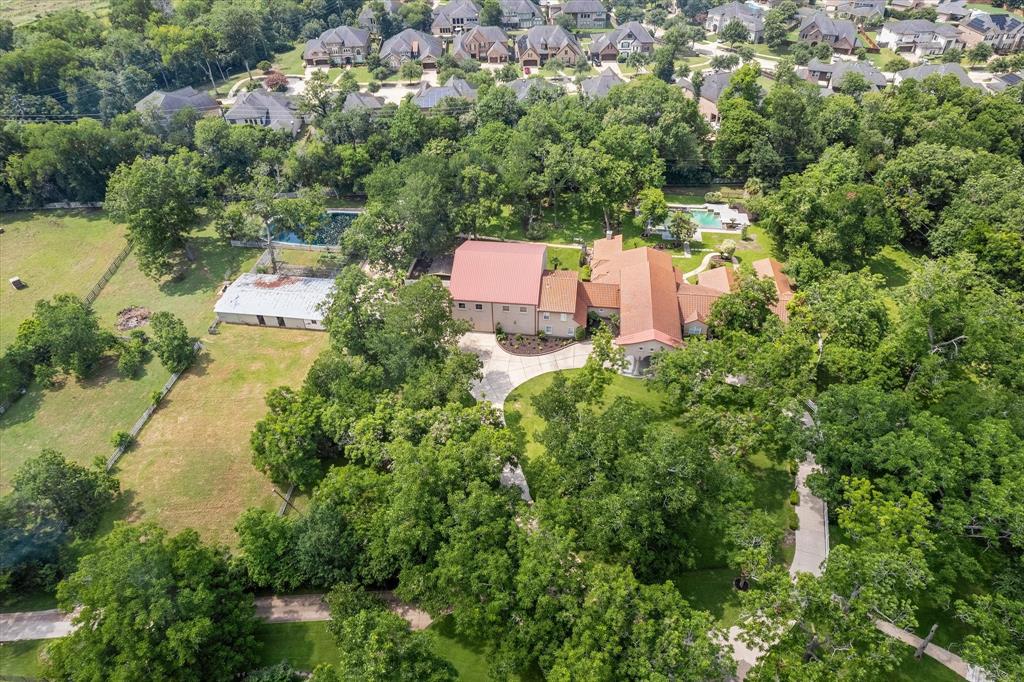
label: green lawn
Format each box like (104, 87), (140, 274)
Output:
(0, 225), (255, 491)
(673, 567), (745, 626)
(272, 41), (308, 74)
(545, 246), (583, 272)
(867, 244), (924, 314)
(254, 618), (505, 680)
(0, 639), (47, 677)
(110, 324), (329, 546)
(867, 47), (901, 69)
(965, 2), (1011, 14)
(0, 0), (107, 25)
(0, 211), (127, 351)
(891, 645), (963, 682)
(670, 224), (777, 276)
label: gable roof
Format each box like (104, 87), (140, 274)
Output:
(580, 68), (624, 98)
(801, 11), (859, 44)
(807, 58), (887, 89)
(507, 77), (562, 101)
(579, 281), (620, 309)
(319, 25), (370, 46)
(708, 1), (765, 30)
(358, 0), (401, 22)
(380, 28), (444, 60)
(677, 283), (727, 324)
(963, 11), (1024, 35)
(214, 274), (335, 320)
(342, 92), (386, 112)
(697, 266), (736, 293)
(135, 86), (219, 117)
(434, 0), (480, 20)
(590, 21), (655, 53)
(699, 70), (736, 103)
(224, 90), (302, 134)
(449, 240), (546, 305)
(884, 18), (960, 37)
(411, 76), (478, 108)
(539, 269), (579, 313)
(561, 0), (605, 13)
(753, 258), (793, 322)
(896, 62), (979, 88)
(616, 246), (683, 347)
(517, 24), (582, 54)
(500, 0), (543, 16)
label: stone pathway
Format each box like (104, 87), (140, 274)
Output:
(789, 453), (828, 578)
(683, 252), (738, 280)
(459, 332), (593, 408)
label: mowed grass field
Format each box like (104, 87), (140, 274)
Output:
(110, 324), (328, 546)
(0, 211), (127, 350)
(0, 218), (256, 490)
(0, 0), (108, 25)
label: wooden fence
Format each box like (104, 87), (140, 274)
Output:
(84, 241), (134, 306)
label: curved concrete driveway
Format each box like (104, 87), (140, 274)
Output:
(460, 332), (593, 407)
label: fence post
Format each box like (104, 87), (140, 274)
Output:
(85, 241), (134, 306)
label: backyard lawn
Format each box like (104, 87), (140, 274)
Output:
(110, 324), (329, 546)
(669, 223), (777, 276)
(0, 639), (47, 677)
(545, 246), (583, 272)
(0, 223), (255, 490)
(0, 211), (127, 350)
(0, 0), (107, 25)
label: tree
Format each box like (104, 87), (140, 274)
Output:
(710, 53), (740, 71)
(47, 522), (259, 680)
(707, 268), (779, 337)
(18, 294), (112, 380)
(320, 584), (458, 682)
(763, 14), (788, 49)
(251, 387), (329, 489)
(399, 59), (424, 82)
(956, 594), (1024, 680)
(719, 19), (750, 45)
(668, 211), (698, 243)
(636, 187), (668, 230)
(234, 508), (301, 592)
(966, 42), (993, 65)
(11, 450), (118, 534)
(713, 99), (783, 181)
(835, 71), (871, 97)
(479, 0), (502, 25)
(104, 151), (208, 279)
(149, 311), (197, 373)
(884, 55), (912, 72)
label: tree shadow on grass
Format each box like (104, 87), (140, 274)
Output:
(157, 237), (252, 299)
(867, 252), (911, 289)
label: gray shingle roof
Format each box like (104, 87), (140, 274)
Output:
(411, 77), (478, 108)
(807, 58), (887, 88)
(380, 28), (444, 61)
(590, 21), (655, 54)
(896, 62), (980, 88)
(517, 24), (582, 54)
(507, 77), (561, 101)
(358, 0), (401, 23)
(884, 19), (960, 37)
(500, 0), (543, 16)
(561, 0), (605, 13)
(135, 86), (219, 117)
(342, 92), (386, 112)
(697, 70), (735, 103)
(224, 90), (302, 135)
(963, 12), (1024, 36)
(708, 1), (765, 31)
(319, 25), (370, 46)
(580, 69), (624, 98)
(800, 11), (859, 44)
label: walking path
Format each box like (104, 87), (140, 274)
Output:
(789, 453), (828, 578)
(0, 594), (431, 643)
(459, 332), (593, 407)
(683, 251), (738, 280)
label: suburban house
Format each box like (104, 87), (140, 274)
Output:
(449, 239), (792, 372)
(678, 70), (735, 124)
(704, 2), (766, 43)
(580, 69), (624, 97)
(342, 92), (386, 112)
(379, 29), (444, 69)
(894, 62), (980, 87)
(798, 12), (862, 54)
(432, 0), (481, 36)
(935, 0), (969, 22)
(588, 21), (656, 61)
(507, 76), (562, 101)
(357, 0), (402, 33)
(302, 25), (371, 66)
(499, 0), (545, 29)
(555, 0), (608, 29)
(134, 86), (220, 120)
(517, 25), (584, 67)
(224, 91), (303, 135)
(411, 77), (478, 108)
(824, 0), (884, 24)
(801, 58), (888, 91)
(984, 70), (1023, 92)
(214, 274), (333, 330)
(452, 25), (512, 62)
(958, 12), (1024, 54)
(877, 19), (961, 57)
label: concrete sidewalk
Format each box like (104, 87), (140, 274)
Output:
(789, 454), (828, 578)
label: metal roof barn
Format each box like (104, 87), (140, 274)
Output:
(214, 274), (335, 330)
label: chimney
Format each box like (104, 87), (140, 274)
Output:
(412, 40), (420, 57)
(605, 229), (613, 239)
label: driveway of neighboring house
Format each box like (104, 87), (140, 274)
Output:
(460, 332), (593, 407)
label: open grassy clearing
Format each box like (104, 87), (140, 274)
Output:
(545, 246), (583, 272)
(0, 223), (256, 489)
(0, 211), (127, 351)
(254, 618), (508, 680)
(669, 224), (777, 275)
(0, 0), (108, 25)
(110, 324), (328, 546)
(0, 638), (47, 677)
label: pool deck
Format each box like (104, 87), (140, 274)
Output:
(649, 203), (749, 242)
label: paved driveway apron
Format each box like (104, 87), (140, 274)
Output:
(460, 332), (593, 407)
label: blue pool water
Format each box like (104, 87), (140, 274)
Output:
(274, 211), (358, 245)
(685, 209), (723, 229)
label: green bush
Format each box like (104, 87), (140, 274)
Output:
(705, 191), (724, 203)
(574, 326), (586, 341)
(788, 509), (800, 531)
(110, 430), (133, 449)
(151, 390), (164, 406)
(790, 490), (800, 506)
(537, 330), (547, 340)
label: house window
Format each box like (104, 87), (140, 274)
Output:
(474, 304), (483, 310)
(560, 313), (567, 322)
(458, 302), (466, 309)
(545, 325), (552, 333)
(542, 312), (550, 320)
(502, 305), (510, 311)
(520, 307), (527, 313)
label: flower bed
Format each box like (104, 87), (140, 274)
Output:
(498, 333), (574, 356)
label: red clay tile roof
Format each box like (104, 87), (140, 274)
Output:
(449, 240), (546, 306)
(753, 258), (794, 322)
(590, 235), (623, 284)
(615, 247), (683, 348)
(677, 283), (727, 324)
(573, 287), (589, 326)
(579, 281), (621, 309)
(539, 270), (579, 313)
(697, 266), (736, 293)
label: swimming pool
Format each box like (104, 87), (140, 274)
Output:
(684, 208), (723, 229)
(274, 211), (358, 245)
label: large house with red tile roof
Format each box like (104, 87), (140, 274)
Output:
(448, 239), (793, 372)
